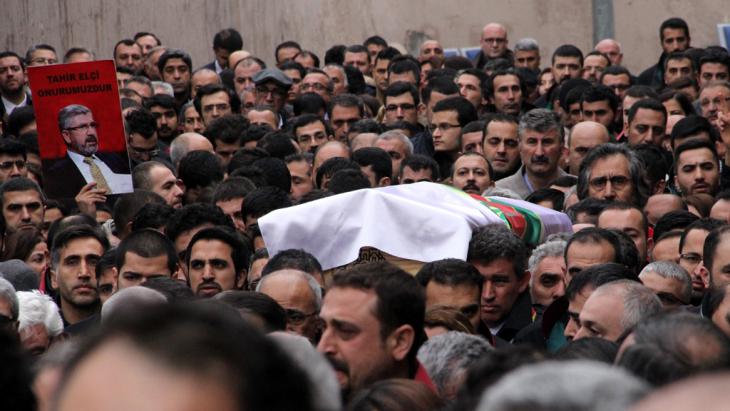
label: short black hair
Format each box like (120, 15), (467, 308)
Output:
(352, 146), (392, 183)
(422, 75), (460, 105)
(51, 225), (110, 270)
(364, 35), (388, 49)
(432, 96), (479, 127)
(124, 108), (157, 139)
(256, 131), (298, 160)
(373, 46), (401, 66)
(242, 186), (292, 221)
(653, 210), (699, 242)
(327, 169), (371, 193)
(659, 17), (690, 41)
(165, 203), (234, 243)
(213, 28), (243, 52)
(194, 84), (241, 119)
(565, 262), (637, 301)
(627, 98), (666, 125)
(580, 84), (618, 113)
(468, 224), (528, 280)
(213, 177), (256, 204)
(143, 93), (176, 111)
(564, 227), (620, 267)
(177, 150), (224, 190)
(275, 40), (301, 62)
(292, 92), (327, 117)
(186, 226), (250, 276)
(112, 191), (165, 236)
(131, 202), (176, 232)
(385, 81), (420, 106)
(115, 228), (178, 275)
(415, 258), (483, 292)
(213, 290), (287, 332)
(157, 48), (193, 74)
(673, 139), (719, 174)
(5, 106), (35, 139)
(0, 138), (26, 160)
(252, 156), (292, 192)
(670, 115), (719, 149)
(400, 154), (439, 181)
(204, 113), (249, 146)
(552, 44), (584, 65)
(680, 218), (726, 254)
(525, 188), (565, 211)
(387, 55), (421, 82)
(315, 157), (359, 189)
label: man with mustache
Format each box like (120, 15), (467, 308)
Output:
(451, 152), (493, 195)
(44, 104), (132, 202)
(185, 226), (249, 298)
(318, 261), (432, 402)
(50, 225), (109, 330)
(496, 109), (569, 199)
(487, 68), (527, 117)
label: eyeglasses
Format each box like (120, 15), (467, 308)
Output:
(588, 175), (630, 190)
(483, 38), (507, 44)
(202, 103), (230, 113)
(385, 103), (416, 112)
(679, 252), (702, 266)
(301, 83), (328, 92)
(0, 160), (25, 170)
(285, 308), (317, 325)
(428, 123), (461, 133)
(128, 145), (159, 157)
(699, 96), (730, 108)
(255, 86), (286, 98)
(65, 122), (97, 133)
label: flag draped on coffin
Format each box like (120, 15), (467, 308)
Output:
(258, 182), (572, 271)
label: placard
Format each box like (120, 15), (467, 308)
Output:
(28, 60), (133, 201)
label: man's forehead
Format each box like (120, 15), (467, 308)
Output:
(164, 58), (188, 68)
(296, 121), (326, 134)
(150, 105), (175, 114)
(386, 93), (415, 104)
(191, 239), (233, 256)
(4, 189), (41, 203)
(304, 73), (328, 83)
(455, 156), (487, 169)
(0, 56), (22, 66)
(677, 148), (715, 165)
(61, 237), (104, 254)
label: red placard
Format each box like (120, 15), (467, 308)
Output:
(27, 60), (132, 200)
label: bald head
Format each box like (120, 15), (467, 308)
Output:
(228, 50), (252, 70)
(666, 114), (685, 149)
(630, 373), (730, 411)
(595, 38), (623, 66)
(568, 121), (610, 175)
(170, 132), (215, 169)
(644, 194), (685, 225)
(313, 141), (351, 172)
(481, 23), (508, 59)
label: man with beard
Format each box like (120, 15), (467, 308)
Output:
(44, 104), (132, 202)
(482, 114), (521, 180)
(679, 218), (724, 305)
(50, 225), (109, 330)
(185, 226), (249, 298)
(451, 152), (493, 195)
(144, 94), (179, 144)
(317, 261), (431, 401)
(0, 51), (32, 122)
(496, 109), (568, 199)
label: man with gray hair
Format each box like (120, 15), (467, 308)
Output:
(478, 360), (648, 411)
(574, 280), (662, 341)
(374, 130), (413, 181)
(528, 240), (567, 310)
(513, 38), (540, 72)
(576, 143), (650, 207)
(595, 38), (623, 66)
(16, 290), (63, 356)
(0, 277), (18, 333)
(417, 331), (491, 399)
(257, 269), (322, 343)
(496, 109), (569, 199)
(639, 261), (692, 307)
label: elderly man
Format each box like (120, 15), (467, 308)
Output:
(475, 23), (512, 70)
(574, 280), (662, 341)
(257, 269), (322, 343)
(576, 143), (650, 207)
(638, 261), (692, 308)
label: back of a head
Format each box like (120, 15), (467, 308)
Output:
(177, 150), (224, 190)
(242, 186), (292, 222)
(477, 360), (649, 411)
(100, 286), (167, 323)
(262, 248), (322, 278)
(214, 290), (287, 332)
(252, 156), (292, 192)
(347, 378), (443, 411)
(164, 203), (233, 243)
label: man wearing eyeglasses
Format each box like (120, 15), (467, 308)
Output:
(193, 83), (240, 128)
(252, 68), (292, 129)
(257, 269), (322, 343)
(44, 104), (132, 202)
(576, 143), (649, 207)
(474, 23), (512, 70)
(678, 218), (724, 306)
(0, 138), (28, 183)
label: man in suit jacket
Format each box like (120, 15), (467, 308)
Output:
(496, 109), (570, 199)
(201, 29), (243, 74)
(43, 104), (132, 201)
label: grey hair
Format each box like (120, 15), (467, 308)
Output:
(324, 64), (348, 88)
(639, 261), (692, 304)
(518, 108), (564, 144)
(576, 143), (650, 207)
(269, 332), (341, 411)
(257, 270), (323, 311)
(514, 38), (539, 52)
(417, 331), (492, 397)
(594, 280), (663, 332)
(57, 104), (91, 131)
(16, 290), (63, 337)
(376, 130), (414, 156)
(151, 81), (174, 96)
(482, 186), (522, 199)
(101, 286), (167, 324)
(477, 360), (649, 411)
(528, 240), (566, 273)
(0, 277), (18, 321)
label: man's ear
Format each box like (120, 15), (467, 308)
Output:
(417, 103), (426, 117)
(387, 324), (415, 362)
(50, 268), (58, 289)
(699, 265), (710, 288)
(237, 269), (247, 289)
(518, 271), (531, 293)
(378, 177), (391, 187)
(61, 130), (72, 146)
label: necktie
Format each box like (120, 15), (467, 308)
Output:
(83, 156), (110, 192)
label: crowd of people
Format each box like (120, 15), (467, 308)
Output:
(1, 15), (730, 411)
